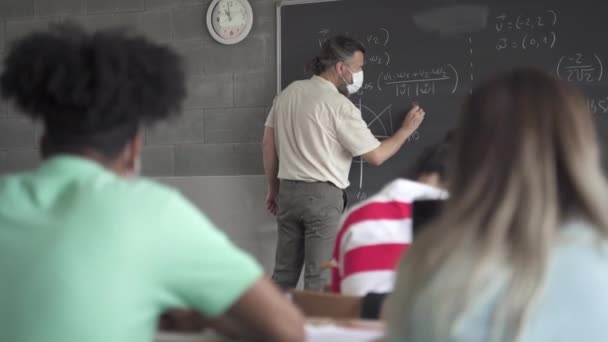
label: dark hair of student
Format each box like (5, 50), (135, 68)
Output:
(0, 23), (185, 159)
(405, 131), (452, 181)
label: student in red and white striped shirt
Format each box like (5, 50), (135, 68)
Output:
(331, 138), (450, 296)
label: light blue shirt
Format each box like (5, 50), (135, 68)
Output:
(455, 220), (608, 342)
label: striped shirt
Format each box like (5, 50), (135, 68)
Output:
(330, 179), (446, 295)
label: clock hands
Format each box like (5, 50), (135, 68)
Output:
(225, 7), (232, 22)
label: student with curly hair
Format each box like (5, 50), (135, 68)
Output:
(0, 24), (304, 342)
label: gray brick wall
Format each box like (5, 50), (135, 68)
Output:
(0, 0), (278, 176)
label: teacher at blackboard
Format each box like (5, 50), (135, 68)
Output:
(262, 35), (425, 291)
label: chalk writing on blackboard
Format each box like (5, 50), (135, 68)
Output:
(468, 36), (475, 94)
(367, 52), (391, 66)
(364, 28), (392, 67)
(495, 32), (557, 51)
(355, 190), (368, 201)
(317, 28), (331, 48)
(376, 64), (459, 96)
(495, 10), (557, 32)
(588, 97), (608, 115)
(366, 28), (390, 47)
(494, 10), (558, 52)
(316, 28), (392, 67)
(351, 101), (399, 191)
(557, 53), (604, 83)
(352, 157), (365, 189)
(359, 82), (376, 93)
(358, 99), (394, 138)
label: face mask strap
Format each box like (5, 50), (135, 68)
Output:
(336, 62), (362, 95)
(338, 64), (355, 86)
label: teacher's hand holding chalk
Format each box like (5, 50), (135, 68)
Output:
(401, 103), (426, 134)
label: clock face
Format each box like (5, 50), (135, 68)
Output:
(211, 0), (249, 41)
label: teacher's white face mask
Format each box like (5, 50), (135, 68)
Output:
(340, 66), (364, 94)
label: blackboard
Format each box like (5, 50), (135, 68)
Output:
(277, 0), (608, 203)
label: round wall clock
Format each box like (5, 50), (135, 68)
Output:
(206, 0), (254, 45)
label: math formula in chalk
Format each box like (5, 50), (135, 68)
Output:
(376, 64), (460, 97)
(495, 10), (557, 32)
(494, 10), (558, 52)
(495, 32), (557, 51)
(588, 97), (608, 115)
(365, 28), (391, 67)
(557, 53), (604, 84)
(317, 28), (392, 67)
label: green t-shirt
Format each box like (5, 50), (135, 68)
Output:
(0, 156), (263, 342)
